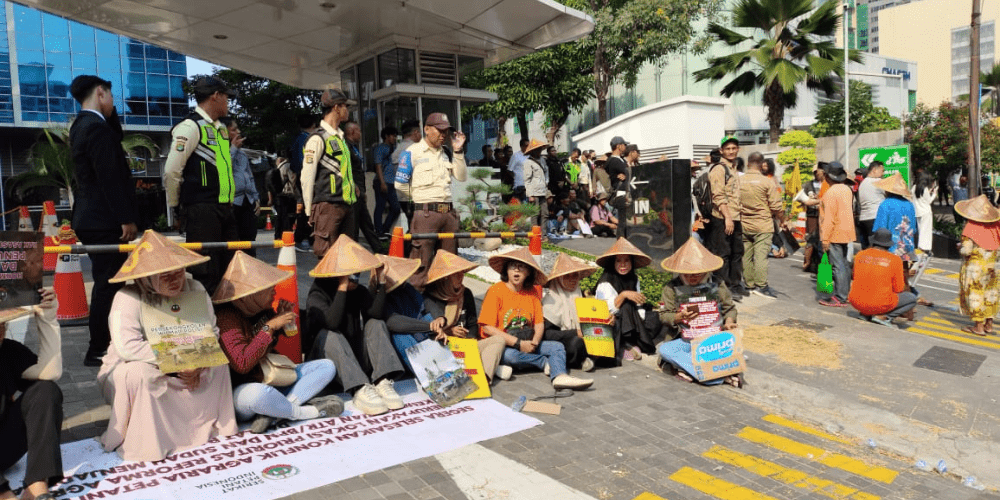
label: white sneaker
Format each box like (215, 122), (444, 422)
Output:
(543, 362), (550, 376)
(581, 358), (595, 372)
(495, 365), (513, 380)
(353, 384), (388, 415)
(552, 374), (594, 391)
(375, 378), (404, 410)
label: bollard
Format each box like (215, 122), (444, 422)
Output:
(41, 201), (60, 272)
(272, 231), (302, 363)
(53, 225), (89, 321)
(389, 226), (405, 258)
(793, 211), (807, 242)
(529, 225), (542, 265)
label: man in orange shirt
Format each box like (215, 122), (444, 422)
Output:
(848, 229), (916, 326)
(818, 162), (856, 307)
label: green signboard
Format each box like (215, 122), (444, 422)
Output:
(859, 145), (911, 185)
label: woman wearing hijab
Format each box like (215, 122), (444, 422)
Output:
(594, 238), (660, 364)
(375, 254), (444, 370)
(213, 251), (342, 434)
(98, 231), (237, 461)
(478, 247), (593, 391)
(656, 238), (741, 387)
(955, 195), (1000, 336)
(306, 235), (406, 416)
(422, 250), (508, 382)
(541, 253), (598, 372)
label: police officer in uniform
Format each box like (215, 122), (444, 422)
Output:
(300, 88), (358, 258)
(164, 76), (238, 294)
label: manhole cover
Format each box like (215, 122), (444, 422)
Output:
(772, 319), (831, 333)
(913, 346), (986, 377)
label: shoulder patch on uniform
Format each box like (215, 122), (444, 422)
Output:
(174, 137), (187, 151)
(304, 148), (316, 164)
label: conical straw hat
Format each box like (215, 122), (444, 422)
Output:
(488, 247), (547, 286)
(309, 234), (383, 278)
(874, 171), (911, 198)
(109, 230), (210, 283)
(660, 238), (723, 274)
(425, 250), (478, 285)
(525, 139), (548, 154)
(545, 253), (598, 286)
(212, 251), (293, 304)
(0, 307), (32, 324)
(955, 194), (1000, 223)
(373, 255), (421, 293)
(595, 238), (652, 269)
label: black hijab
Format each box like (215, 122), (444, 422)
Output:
(597, 256), (639, 294)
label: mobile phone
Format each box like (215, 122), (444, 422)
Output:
(684, 304), (699, 315)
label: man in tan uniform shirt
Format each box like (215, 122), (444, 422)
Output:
(706, 136), (746, 297)
(739, 152), (785, 298)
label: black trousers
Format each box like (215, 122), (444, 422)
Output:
(612, 197), (629, 238)
(76, 229), (128, 356)
(706, 216), (744, 288)
(234, 199), (259, 257)
(591, 224), (615, 237)
(272, 196), (297, 240)
(0, 381), (63, 494)
(543, 322), (588, 369)
(184, 203), (238, 295)
(354, 192), (383, 252)
(859, 219), (875, 249)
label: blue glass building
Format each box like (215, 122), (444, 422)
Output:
(0, 1), (188, 177)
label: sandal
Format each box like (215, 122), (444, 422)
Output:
(917, 297), (934, 307)
(985, 319), (994, 335)
(962, 325), (988, 337)
(675, 372), (694, 383)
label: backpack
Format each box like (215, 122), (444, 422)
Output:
(693, 163), (731, 218)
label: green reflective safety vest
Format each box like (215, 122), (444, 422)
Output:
(177, 113), (234, 205)
(564, 160), (581, 184)
(310, 129), (356, 205)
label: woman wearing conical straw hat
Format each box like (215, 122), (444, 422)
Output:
(872, 172), (917, 259)
(593, 238), (663, 365)
(656, 238), (742, 387)
(370, 254), (433, 371)
(213, 251), (344, 434)
(97, 230), (238, 461)
(305, 235), (407, 416)
(541, 253), (600, 372)
(954, 195), (1000, 336)
(420, 250), (508, 382)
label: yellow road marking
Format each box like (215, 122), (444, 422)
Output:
(906, 327), (1000, 349)
(670, 467), (778, 500)
(703, 446), (879, 500)
(737, 427), (898, 484)
(923, 268), (943, 274)
(632, 494), (668, 500)
(762, 415), (853, 445)
(945, 273), (961, 280)
(913, 321), (976, 335)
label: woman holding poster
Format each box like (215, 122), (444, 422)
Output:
(98, 230), (238, 461)
(541, 253), (599, 372)
(656, 238), (742, 387)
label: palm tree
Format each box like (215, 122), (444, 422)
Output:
(693, 0), (861, 143)
(982, 63), (1000, 118)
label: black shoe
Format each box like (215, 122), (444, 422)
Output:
(752, 286), (778, 299)
(83, 351), (105, 367)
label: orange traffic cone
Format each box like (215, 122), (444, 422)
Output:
(271, 231), (301, 362)
(389, 226), (405, 258)
(265, 213), (273, 231)
(40, 201), (59, 272)
(793, 211), (807, 242)
(17, 206), (33, 232)
(53, 225), (89, 321)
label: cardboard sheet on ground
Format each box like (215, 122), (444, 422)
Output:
(575, 298), (615, 357)
(4, 380), (540, 500)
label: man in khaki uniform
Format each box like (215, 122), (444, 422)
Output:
(300, 88), (358, 258)
(398, 112), (467, 287)
(739, 152), (785, 299)
(706, 136), (745, 297)
(164, 76), (237, 294)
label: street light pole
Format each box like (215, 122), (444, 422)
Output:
(969, 0), (982, 196)
(844, 1), (851, 172)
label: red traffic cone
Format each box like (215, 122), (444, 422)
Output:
(389, 226), (405, 258)
(17, 206), (33, 232)
(41, 202), (59, 272)
(53, 226), (89, 321)
(265, 213), (273, 231)
(271, 231), (301, 362)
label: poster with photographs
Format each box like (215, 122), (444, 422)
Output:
(0, 231), (43, 309)
(406, 339), (478, 407)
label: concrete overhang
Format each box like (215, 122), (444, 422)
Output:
(11, 0), (593, 89)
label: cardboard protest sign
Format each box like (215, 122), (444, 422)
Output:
(674, 283), (722, 339)
(690, 330), (745, 382)
(447, 337), (491, 400)
(0, 231), (43, 309)
(575, 297), (615, 357)
(139, 291), (229, 373)
(407, 339), (478, 407)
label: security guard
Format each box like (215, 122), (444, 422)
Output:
(300, 88), (358, 258)
(164, 76), (238, 294)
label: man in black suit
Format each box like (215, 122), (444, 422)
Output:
(69, 75), (138, 367)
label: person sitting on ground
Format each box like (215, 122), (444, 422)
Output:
(847, 229), (917, 327)
(594, 238), (663, 364)
(306, 235), (406, 416)
(98, 230), (237, 461)
(1, 290), (63, 500)
(422, 250), (508, 382)
(478, 247), (594, 391)
(955, 195), (1000, 336)
(541, 254), (599, 372)
(657, 238), (742, 387)
(589, 192), (618, 237)
(213, 251), (342, 434)
(376, 254), (443, 371)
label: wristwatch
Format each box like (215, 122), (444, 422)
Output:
(261, 324), (272, 334)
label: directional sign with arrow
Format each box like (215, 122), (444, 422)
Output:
(858, 145), (911, 185)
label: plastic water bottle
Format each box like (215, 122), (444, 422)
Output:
(936, 460), (947, 473)
(963, 477), (986, 491)
(866, 438), (877, 448)
(511, 396), (526, 412)
(914, 460), (931, 472)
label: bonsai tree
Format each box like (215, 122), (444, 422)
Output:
(459, 167), (538, 232)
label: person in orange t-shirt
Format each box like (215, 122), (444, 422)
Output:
(847, 228), (916, 327)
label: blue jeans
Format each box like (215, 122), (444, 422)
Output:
(887, 291), (917, 318)
(500, 340), (567, 380)
(233, 359), (336, 421)
(374, 182), (401, 235)
(827, 243), (850, 302)
(391, 332), (430, 374)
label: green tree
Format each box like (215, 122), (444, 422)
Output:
(192, 69), (322, 153)
(907, 102), (970, 176)
(693, 0), (860, 143)
(809, 81), (901, 137)
(573, 0), (723, 124)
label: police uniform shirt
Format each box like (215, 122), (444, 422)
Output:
(300, 120), (346, 216)
(403, 139), (467, 204)
(164, 106), (226, 208)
